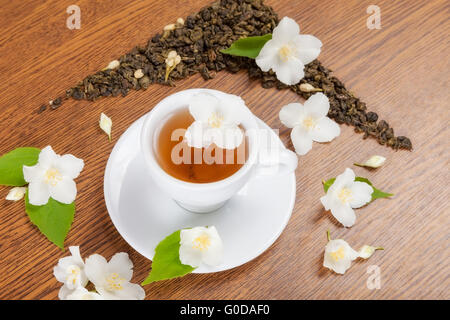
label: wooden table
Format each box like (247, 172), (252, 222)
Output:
(0, 0), (448, 300)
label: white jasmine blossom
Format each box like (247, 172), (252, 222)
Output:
(320, 168), (373, 227)
(355, 155), (386, 168)
(185, 92), (245, 150)
(6, 187), (27, 201)
(256, 17), (322, 85)
(60, 286), (103, 300)
(279, 93), (340, 155)
(54, 246), (88, 291)
(99, 112), (112, 141)
(324, 232), (383, 274)
(23, 146), (84, 206)
(324, 239), (359, 274)
(179, 226), (223, 268)
(176, 17), (185, 26)
(84, 252), (145, 300)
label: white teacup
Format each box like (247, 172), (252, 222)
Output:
(141, 88), (298, 213)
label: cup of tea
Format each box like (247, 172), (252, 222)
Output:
(141, 88), (298, 213)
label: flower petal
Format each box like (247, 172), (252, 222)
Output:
(108, 252), (133, 281)
(349, 181), (373, 208)
(202, 229), (223, 266)
(338, 168), (356, 188)
(220, 94), (246, 126)
(58, 285), (73, 300)
(116, 283), (145, 300)
(84, 254), (108, 286)
(55, 154), (84, 179)
(179, 243), (203, 268)
(293, 34), (322, 65)
(99, 113), (112, 141)
(291, 125), (313, 155)
(279, 103), (304, 128)
(185, 121), (209, 148)
(68, 246), (84, 266)
(320, 194), (332, 211)
(38, 146), (58, 168)
(303, 92), (330, 118)
(49, 177), (77, 204)
(179, 228), (206, 268)
(310, 117), (340, 142)
(330, 202), (356, 227)
(53, 262), (69, 283)
(273, 56), (305, 85)
(66, 287), (103, 300)
(28, 180), (50, 206)
(255, 39), (279, 72)
(189, 93), (218, 122)
(23, 164), (45, 184)
(208, 126), (243, 150)
(272, 17), (300, 45)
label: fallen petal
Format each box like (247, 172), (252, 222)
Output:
(99, 113), (112, 141)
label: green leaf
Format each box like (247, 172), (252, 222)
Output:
(322, 178), (336, 193)
(0, 147), (40, 186)
(322, 177), (393, 201)
(24, 191), (75, 249)
(220, 34), (272, 59)
(354, 177), (394, 200)
(142, 230), (195, 285)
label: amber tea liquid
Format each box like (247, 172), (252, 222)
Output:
(154, 108), (248, 183)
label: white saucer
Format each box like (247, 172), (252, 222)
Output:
(104, 114), (296, 273)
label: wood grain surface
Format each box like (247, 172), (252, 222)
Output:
(0, 0), (448, 300)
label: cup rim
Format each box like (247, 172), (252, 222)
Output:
(140, 88), (259, 190)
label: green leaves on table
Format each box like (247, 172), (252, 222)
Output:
(142, 230), (195, 285)
(0, 147), (76, 249)
(322, 177), (393, 201)
(220, 34), (272, 59)
(25, 191), (75, 249)
(0, 147), (40, 186)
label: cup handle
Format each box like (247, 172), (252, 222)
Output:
(253, 147), (298, 178)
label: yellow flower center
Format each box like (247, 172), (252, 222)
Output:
(44, 168), (62, 186)
(66, 265), (81, 285)
(302, 116), (316, 130)
(192, 234), (211, 252)
(278, 45), (293, 62)
(106, 272), (125, 291)
(208, 112), (224, 128)
(338, 187), (353, 204)
(330, 246), (346, 261)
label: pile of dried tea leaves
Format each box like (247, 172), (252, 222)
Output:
(43, 0), (411, 150)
